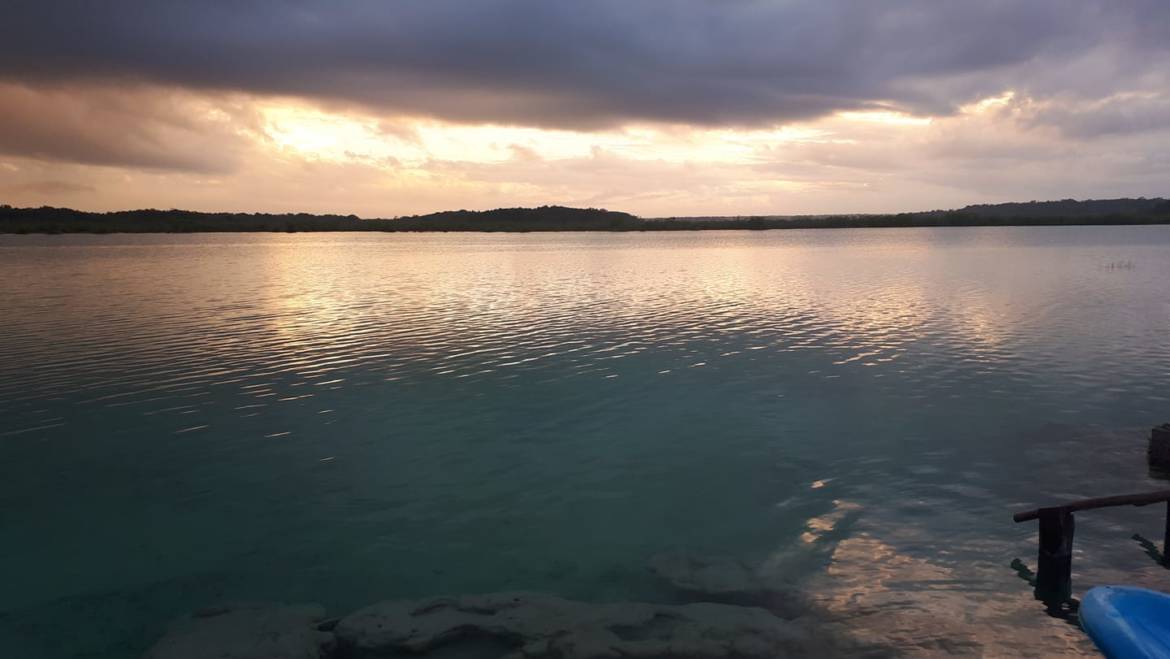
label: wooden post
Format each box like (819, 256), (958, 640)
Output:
(1035, 508), (1075, 602)
(1163, 500), (1170, 567)
(1151, 424), (1170, 472)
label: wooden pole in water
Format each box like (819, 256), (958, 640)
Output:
(1035, 508), (1075, 602)
(1014, 489), (1170, 522)
(1163, 500), (1170, 566)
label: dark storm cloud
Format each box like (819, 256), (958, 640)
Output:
(0, 0), (1164, 129)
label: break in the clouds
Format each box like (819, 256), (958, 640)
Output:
(0, 0), (1167, 215)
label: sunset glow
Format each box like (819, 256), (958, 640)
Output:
(1, 1), (1167, 216)
(4, 5), (1170, 658)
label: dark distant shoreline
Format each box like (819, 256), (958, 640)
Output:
(2, 199), (1168, 234)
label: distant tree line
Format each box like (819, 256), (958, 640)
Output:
(953, 197), (1170, 218)
(0, 205), (641, 233)
(1, 199), (1168, 234)
(391, 206), (641, 231)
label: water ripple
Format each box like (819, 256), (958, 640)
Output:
(1, 227), (1170, 658)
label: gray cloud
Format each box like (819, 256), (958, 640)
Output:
(0, 1), (1165, 129)
(1, 180), (95, 196)
(1021, 95), (1170, 138)
(0, 82), (256, 172)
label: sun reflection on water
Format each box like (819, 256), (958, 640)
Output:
(2, 228), (1170, 657)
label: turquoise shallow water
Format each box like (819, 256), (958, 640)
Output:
(1, 227), (1169, 657)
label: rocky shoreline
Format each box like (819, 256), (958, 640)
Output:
(143, 555), (886, 659)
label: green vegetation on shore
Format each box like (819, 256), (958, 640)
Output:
(1, 199), (1168, 234)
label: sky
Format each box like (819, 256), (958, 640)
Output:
(0, 0), (1167, 218)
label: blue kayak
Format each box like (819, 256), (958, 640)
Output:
(1081, 586), (1170, 658)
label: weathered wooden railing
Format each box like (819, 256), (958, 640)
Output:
(1013, 489), (1170, 602)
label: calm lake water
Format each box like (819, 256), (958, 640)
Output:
(2, 227), (1169, 657)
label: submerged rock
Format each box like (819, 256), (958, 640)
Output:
(144, 603), (335, 659)
(647, 553), (806, 617)
(333, 591), (855, 658)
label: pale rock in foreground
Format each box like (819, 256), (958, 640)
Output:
(144, 603), (335, 659)
(334, 591), (863, 658)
